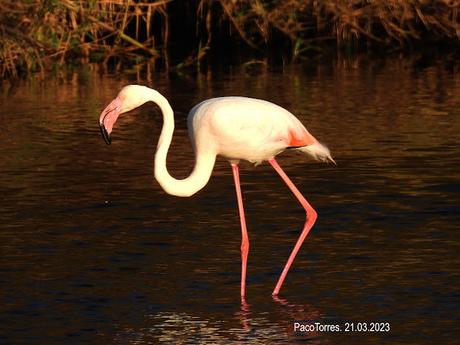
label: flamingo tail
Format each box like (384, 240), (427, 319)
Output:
(297, 142), (336, 164)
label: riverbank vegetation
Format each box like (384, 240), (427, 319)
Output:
(1, 0), (459, 78)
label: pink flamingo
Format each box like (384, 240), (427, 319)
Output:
(99, 85), (335, 298)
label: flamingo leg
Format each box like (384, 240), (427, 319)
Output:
(268, 158), (317, 296)
(231, 163), (249, 299)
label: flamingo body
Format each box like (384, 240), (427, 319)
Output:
(98, 85), (335, 300)
(188, 97), (317, 164)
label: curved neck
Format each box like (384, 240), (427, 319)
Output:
(149, 89), (216, 197)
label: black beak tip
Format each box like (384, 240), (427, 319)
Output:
(99, 123), (112, 145)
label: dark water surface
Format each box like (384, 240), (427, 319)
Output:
(1, 59), (459, 344)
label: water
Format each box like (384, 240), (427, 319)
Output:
(1, 59), (459, 344)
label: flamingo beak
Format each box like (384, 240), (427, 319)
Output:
(99, 122), (111, 145)
(99, 97), (122, 145)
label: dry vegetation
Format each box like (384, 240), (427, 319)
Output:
(1, 0), (459, 78)
(207, 0), (460, 57)
(0, 0), (169, 78)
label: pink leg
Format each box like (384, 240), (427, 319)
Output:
(231, 164), (249, 299)
(268, 158), (317, 296)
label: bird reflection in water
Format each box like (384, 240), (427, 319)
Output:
(113, 298), (324, 344)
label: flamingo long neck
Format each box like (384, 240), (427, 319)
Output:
(148, 90), (216, 197)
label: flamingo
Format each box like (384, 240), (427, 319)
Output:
(99, 85), (335, 298)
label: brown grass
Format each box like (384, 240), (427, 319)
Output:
(1, 0), (459, 78)
(0, 0), (169, 78)
(202, 0), (460, 57)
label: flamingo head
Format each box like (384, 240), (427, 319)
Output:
(98, 85), (151, 145)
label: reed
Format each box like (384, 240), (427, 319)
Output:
(0, 0), (169, 78)
(203, 0), (459, 58)
(1, 0), (459, 78)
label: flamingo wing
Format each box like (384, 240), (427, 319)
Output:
(188, 97), (317, 162)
